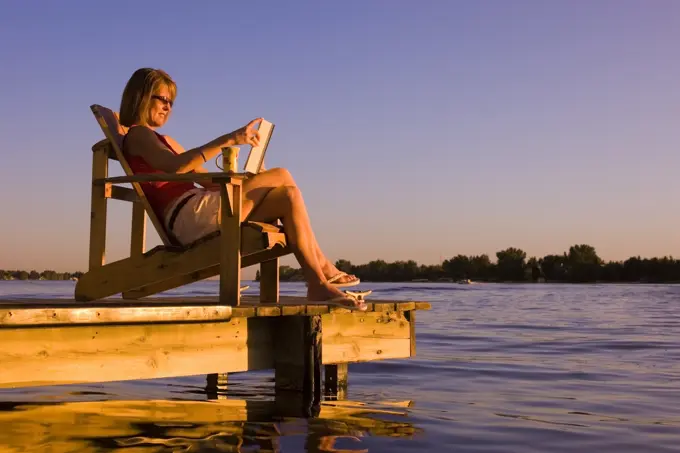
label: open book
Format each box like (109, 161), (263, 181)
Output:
(244, 119), (275, 174)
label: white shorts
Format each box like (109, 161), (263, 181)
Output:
(164, 188), (221, 245)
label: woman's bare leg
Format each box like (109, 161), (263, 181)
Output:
(238, 169), (358, 303)
(240, 168), (357, 283)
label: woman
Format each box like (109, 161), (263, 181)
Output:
(119, 68), (364, 308)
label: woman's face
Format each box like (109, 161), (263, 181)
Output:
(147, 85), (173, 128)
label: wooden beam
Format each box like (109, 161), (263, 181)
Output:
(0, 297), (430, 324)
(75, 226), (287, 302)
(405, 310), (416, 356)
(0, 317), (274, 388)
(321, 311), (412, 364)
(274, 315), (322, 394)
(92, 139), (119, 161)
(104, 184), (138, 202)
(324, 363), (348, 400)
(122, 245), (290, 300)
(220, 183), (241, 306)
(259, 258), (279, 303)
(88, 147), (108, 270)
(94, 173), (246, 185)
(130, 202), (146, 257)
(0, 304), (232, 327)
(274, 315), (322, 415)
(91, 139), (116, 159)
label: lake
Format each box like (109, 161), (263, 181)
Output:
(0, 281), (678, 452)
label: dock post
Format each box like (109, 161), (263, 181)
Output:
(205, 373), (228, 399)
(273, 315), (321, 416)
(323, 364), (348, 400)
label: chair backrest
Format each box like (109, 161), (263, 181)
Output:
(90, 104), (175, 247)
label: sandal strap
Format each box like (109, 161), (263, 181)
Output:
(327, 272), (350, 284)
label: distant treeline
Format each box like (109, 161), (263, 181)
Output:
(255, 244), (680, 283)
(1, 270), (83, 281)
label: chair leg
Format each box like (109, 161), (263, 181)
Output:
(260, 258), (279, 303)
(220, 184), (242, 306)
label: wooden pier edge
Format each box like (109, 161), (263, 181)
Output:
(0, 297), (431, 400)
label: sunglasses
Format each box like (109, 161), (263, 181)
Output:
(152, 95), (174, 107)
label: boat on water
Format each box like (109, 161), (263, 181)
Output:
(457, 279), (474, 285)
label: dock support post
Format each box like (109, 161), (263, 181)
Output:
(324, 364), (348, 400)
(273, 315), (321, 416)
(405, 310), (417, 356)
(205, 373), (228, 400)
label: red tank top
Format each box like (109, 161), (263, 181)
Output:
(122, 126), (196, 223)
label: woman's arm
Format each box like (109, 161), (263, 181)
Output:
(163, 135), (220, 189)
(125, 118), (263, 174)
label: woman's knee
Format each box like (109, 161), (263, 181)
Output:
(266, 167), (295, 186)
(261, 185), (301, 217)
(281, 184), (301, 203)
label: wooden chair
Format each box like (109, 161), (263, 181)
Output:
(74, 104), (291, 305)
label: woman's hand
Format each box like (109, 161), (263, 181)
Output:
(229, 118), (262, 147)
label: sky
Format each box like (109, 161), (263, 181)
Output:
(0, 0), (679, 277)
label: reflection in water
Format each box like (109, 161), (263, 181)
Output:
(0, 398), (421, 452)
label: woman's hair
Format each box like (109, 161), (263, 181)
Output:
(119, 68), (177, 127)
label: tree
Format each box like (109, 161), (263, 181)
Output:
(527, 256), (545, 282)
(442, 255), (471, 280)
(469, 254), (492, 280)
(387, 260), (419, 281)
(279, 265), (304, 281)
(495, 247), (526, 281)
(540, 254), (568, 281)
(566, 244), (602, 282)
(600, 261), (623, 282)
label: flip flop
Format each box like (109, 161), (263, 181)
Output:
(327, 272), (361, 288)
(325, 290), (372, 312)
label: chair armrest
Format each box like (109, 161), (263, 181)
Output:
(93, 172), (247, 185)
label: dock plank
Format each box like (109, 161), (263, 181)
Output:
(0, 317), (275, 388)
(0, 305), (232, 327)
(322, 311), (412, 364)
(0, 295), (430, 327)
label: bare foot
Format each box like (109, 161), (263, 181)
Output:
(307, 282), (363, 308)
(321, 263), (359, 284)
(307, 281), (345, 301)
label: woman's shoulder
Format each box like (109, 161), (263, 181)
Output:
(162, 135), (185, 153)
(123, 125), (165, 154)
(126, 124), (156, 138)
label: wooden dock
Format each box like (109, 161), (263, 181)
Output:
(0, 295), (430, 401)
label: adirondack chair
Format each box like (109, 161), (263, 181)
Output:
(74, 104), (291, 305)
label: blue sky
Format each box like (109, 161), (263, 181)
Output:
(1, 1), (679, 275)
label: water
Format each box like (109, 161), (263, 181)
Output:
(0, 281), (679, 452)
